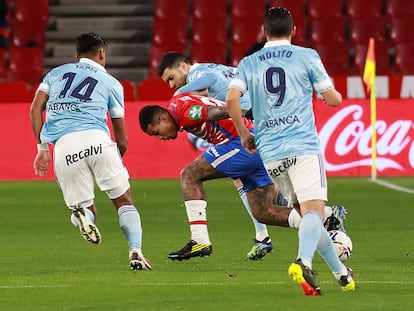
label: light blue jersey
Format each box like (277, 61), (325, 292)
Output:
(181, 63), (252, 110)
(38, 58), (124, 144)
(229, 40), (334, 164)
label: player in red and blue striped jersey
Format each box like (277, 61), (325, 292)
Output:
(139, 93), (334, 261)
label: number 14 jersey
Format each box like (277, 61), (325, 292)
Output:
(37, 58), (124, 144)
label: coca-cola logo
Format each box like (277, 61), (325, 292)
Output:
(319, 104), (414, 172)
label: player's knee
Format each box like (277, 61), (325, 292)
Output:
(180, 166), (198, 183)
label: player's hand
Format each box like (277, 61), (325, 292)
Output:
(241, 133), (257, 153)
(117, 137), (128, 157)
(33, 150), (50, 176)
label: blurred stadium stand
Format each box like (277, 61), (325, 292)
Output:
(46, 0), (153, 85)
(148, 0), (189, 77)
(0, 0), (412, 101)
(190, 0), (228, 64)
(139, 0), (412, 100)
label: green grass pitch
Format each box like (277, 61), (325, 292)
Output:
(0, 177), (413, 310)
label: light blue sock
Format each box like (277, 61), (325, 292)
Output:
(297, 211), (323, 267)
(237, 187), (268, 237)
(317, 228), (344, 274)
(118, 205), (142, 250)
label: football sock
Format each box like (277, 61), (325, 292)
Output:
(118, 205), (142, 250)
(317, 228), (344, 275)
(70, 207), (95, 227)
(333, 266), (349, 280)
(185, 200), (210, 244)
(324, 205), (333, 220)
(256, 230), (269, 242)
(237, 187), (270, 240)
(285, 205), (333, 230)
(297, 211), (323, 270)
(287, 208), (301, 229)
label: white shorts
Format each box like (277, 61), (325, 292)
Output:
(54, 129), (130, 207)
(265, 154), (327, 207)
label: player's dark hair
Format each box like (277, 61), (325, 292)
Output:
(263, 7), (293, 38)
(76, 32), (106, 57)
(139, 105), (166, 132)
(157, 51), (190, 77)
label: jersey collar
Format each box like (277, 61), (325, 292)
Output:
(78, 57), (107, 72)
(263, 39), (291, 48)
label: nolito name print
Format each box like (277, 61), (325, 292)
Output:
(65, 144), (102, 165)
(267, 157), (297, 177)
(258, 50), (292, 61)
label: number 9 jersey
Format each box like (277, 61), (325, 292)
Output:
(229, 40), (335, 164)
(37, 57), (124, 145)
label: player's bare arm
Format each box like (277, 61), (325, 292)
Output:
(30, 90), (48, 143)
(226, 88), (256, 153)
(30, 90), (50, 176)
(206, 105), (230, 121)
(321, 88), (342, 107)
(174, 89), (209, 97)
(190, 89), (209, 97)
(206, 105), (250, 122)
(111, 118), (128, 156)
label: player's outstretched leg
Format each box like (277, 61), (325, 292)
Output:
(236, 185), (274, 260)
(71, 206), (101, 244)
(118, 205), (151, 270)
(168, 199), (212, 260)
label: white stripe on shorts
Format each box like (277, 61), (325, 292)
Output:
(210, 148), (240, 168)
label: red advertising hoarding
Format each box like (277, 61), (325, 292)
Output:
(1, 99), (413, 181)
(316, 99), (414, 176)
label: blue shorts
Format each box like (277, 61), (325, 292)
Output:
(202, 136), (273, 192)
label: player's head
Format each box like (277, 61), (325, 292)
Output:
(76, 32), (107, 66)
(263, 7), (295, 40)
(157, 52), (191, 89)
(139, 105), (178, 140)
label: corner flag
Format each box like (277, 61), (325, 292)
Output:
(363, 38), (377, 179)
(363, 38), (376, 94)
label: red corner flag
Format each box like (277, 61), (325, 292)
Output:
(363, 38), (376, 94)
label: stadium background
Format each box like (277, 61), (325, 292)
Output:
(1, 0), (414, 180)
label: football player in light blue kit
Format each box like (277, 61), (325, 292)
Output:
(30, 32), (151, 271)
(157, 53), (344, 260)
(226, 7), (355, 294)
(158, 52), (277, 260)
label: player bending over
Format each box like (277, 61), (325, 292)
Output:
(139, 93), (344, 261)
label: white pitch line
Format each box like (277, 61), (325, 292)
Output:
(0, 285), (70, 289)
(370, 178), (414, 194)
(2, 280), (414, 289)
